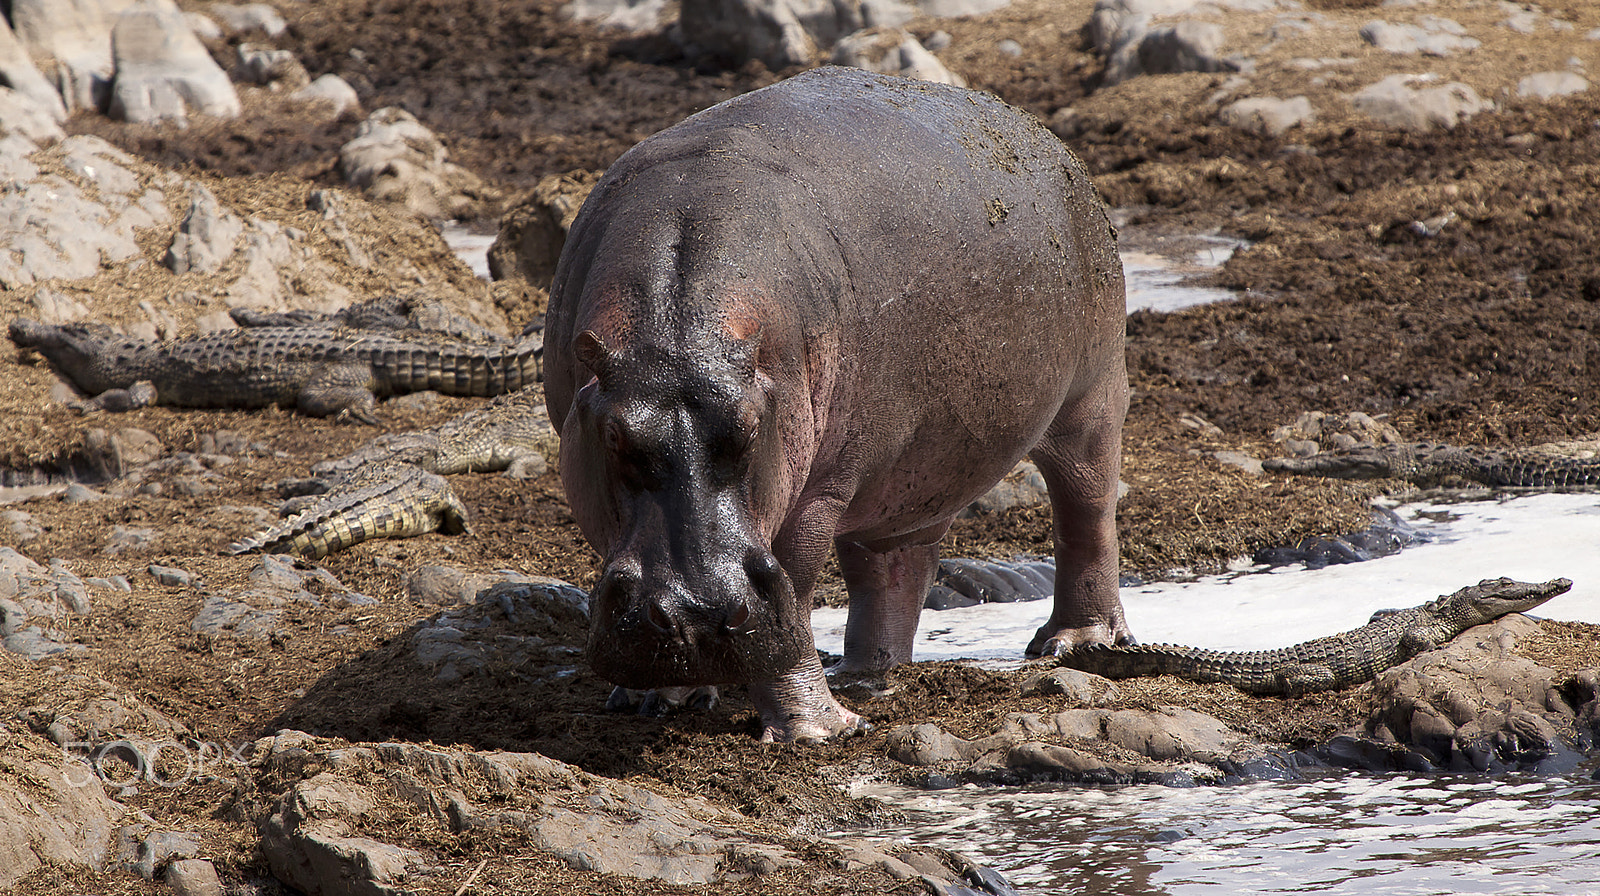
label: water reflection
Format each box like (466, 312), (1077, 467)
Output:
(849, 769), (1600, 894)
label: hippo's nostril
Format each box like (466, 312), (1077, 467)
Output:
(724, 601), (751, 631)
(745, 550), (785, 597)
(646, 600), (673, 633)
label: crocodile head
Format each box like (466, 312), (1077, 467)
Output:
(1443, 576), (1572, 626)
(1263, 445), (1409, 480)
(8, 318), (132, 395)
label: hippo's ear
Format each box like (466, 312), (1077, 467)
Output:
(574, 330), (612, 381)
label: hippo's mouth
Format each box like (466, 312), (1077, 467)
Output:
(585, 617), (808, 689)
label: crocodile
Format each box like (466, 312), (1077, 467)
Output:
(230, 387), (555, 558)
(1058, 577), (1570, 695)
(1264, 442), (1600, 489)
(8, 317), (542, 424)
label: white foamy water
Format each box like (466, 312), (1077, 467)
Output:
(816, 492), (1600, 894)
(813, 492), (1600, 664)
(440, 222), (496, 279)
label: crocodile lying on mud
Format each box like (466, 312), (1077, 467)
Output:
(230, 387), (554, 558)
(1265, 442), (1600, 489)
(1059, 577), (1570, 695)
(8, 316), (542, 424)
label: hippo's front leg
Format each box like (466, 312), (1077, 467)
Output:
(747, 652), (867, 743)
(834, 538), (942, 671)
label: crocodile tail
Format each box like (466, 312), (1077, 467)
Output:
(228, 467), (469, 559)
(1059, 644), (1231, 683)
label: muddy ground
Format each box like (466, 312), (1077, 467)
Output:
(7, 0), (1600, 892)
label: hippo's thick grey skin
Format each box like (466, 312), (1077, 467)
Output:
(544, 68), (1130, 742)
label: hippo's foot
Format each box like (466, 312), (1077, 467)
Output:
(748, 653), (869, 744)
(1026, 620), (1136, 658)
(605, 685), (719, 717)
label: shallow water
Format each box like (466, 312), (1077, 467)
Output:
(816, 493), (1600, 893)
(848, 769), (1600, 895)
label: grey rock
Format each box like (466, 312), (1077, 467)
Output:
(678, 0), (912, 70)
(108, 0), (242, 126)
(291, 73), (360, 116)
(1212, 449), (1264, 476)
(1358, 615), (1579, 772)
(1516, 71), (1589, 100)
(832, 27), (965, 85)
(3, 626), (84, 659)
(1135, 21), (1239, 78)
(1217, 95), (1314, 137)
(0, 136), (172, 289)
(0, 17), (69, 127)
(564, 0), (673, 31)
(237, 42), (309, 88)
(1351, 74), (1490, 131)
(149, 564), (195, 587)
(191, 593), (285, 639)
(967, 461), (1048, 514)
(84, 426), (164, 479)
(1020, 667), (1122, 703)
(1359, 19), (1479, 56)
(0, 598), (27, 636)
(8, 0), (125, 112)
(165, 184), (244, 274)
(0, 737), (125, 888)
(104, 525), (159, 556)
(410, 577), (588, 682)
(184, 12), (223, 41)
(207, 2), (288, 37)
(124, 828), (204, 880)
(164, 859), (226, 896)
(0, 89), (66, 145)
(3, 509), (44, 544)
(339, 107), (495, 219)
(63, 483), (107, 503)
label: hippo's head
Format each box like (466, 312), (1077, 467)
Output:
(560, 324), (807, 688)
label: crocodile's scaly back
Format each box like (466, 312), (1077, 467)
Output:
(1060, 578), (1569, 695)
(9, 317), (543, 418)
(1265, 443), (1600, 489)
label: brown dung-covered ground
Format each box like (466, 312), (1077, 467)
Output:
(8, 0), (1600, 893)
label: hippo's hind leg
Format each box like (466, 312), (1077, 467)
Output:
(834, 536), (944, 672)
(1026, 376), (1132, 656)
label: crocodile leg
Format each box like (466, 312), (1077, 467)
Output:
(298, 362), (381, 424)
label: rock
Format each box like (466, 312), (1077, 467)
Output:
(207, 2), (288, 37)
(409, 577), (589, 682)
(489, 170), (602, 286)
(1359, 19), (1479, 56)
(291, 73), (361, 116)
(84, 426), (164, 479)
(123, 828), (204, 879)
(0, 88), (67, 144)
(1019, 667), (1121, 703)
(966, 461), (1048, 514)
(0, 135), (173, 289)
(677, 0), (911, 70)
(149, 564), (195, 587)
(165, 184), (244, 274)
(3, 509), (44, 544)
(564, 0), (673, 32)
(0, 598), (28, 635)
(1211, 449), (1263, 475)
(164, 859), (226, 896)
(1351, 74), (1490, 132)
(1217, 95), (1314, 138)
(236, 42), (310, 88)
(0, 18), (69, 131)
(8, 0), (130, 112)
(108, 0), (242, 126)
(832, 27), (965, 85)
(1004, 741), (1133, 783)
(1516, 71), (1589, 100)
(0, 738), (126, 888)
(1271, 410), (1401, 447)
(886, 723), (983, 765)
(338, 107), (498, 220)
(1135, 21), (1239, 78)
(256, 736), (811, 889)
(1352, 615), (1582, 773)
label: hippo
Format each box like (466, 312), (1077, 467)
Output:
(544, 67), (1130, 742)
